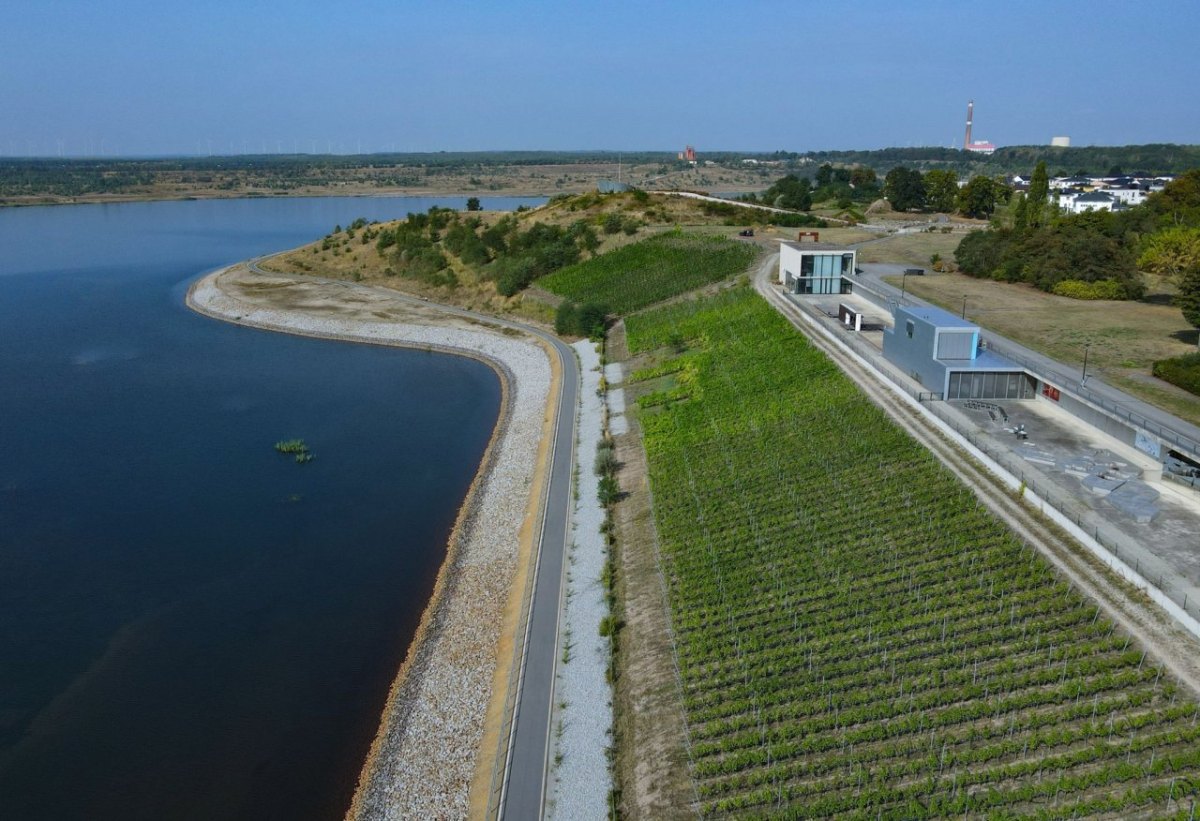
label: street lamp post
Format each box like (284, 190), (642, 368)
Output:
(900, 271), (908, 303)
(961, 295), (968, 319)
(1081, 343), (1091, 386)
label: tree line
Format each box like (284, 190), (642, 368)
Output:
(955, 166), (1200, 328)
(882, 166), (1007, 219)
(740, 165), (880, 212)
(797, 143), (1200, 177)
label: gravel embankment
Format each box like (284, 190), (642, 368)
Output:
(188, 266), (553, 820)
(546, 341), (614, 820)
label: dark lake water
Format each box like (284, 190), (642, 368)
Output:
(0, 195), (542, 820)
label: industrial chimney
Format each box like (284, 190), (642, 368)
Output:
(964, 101), (974, 149)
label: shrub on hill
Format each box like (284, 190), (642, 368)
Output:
(554, 300), (609, 339)
(370, 207), (599, 296)
(1050, 279), (1127, 299)
(1152, 352), (1200, 396)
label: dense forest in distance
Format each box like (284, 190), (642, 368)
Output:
(800, 143), (1200, 177)
(2, 144), (1197, 202)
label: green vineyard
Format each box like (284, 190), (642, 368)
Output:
(536, 232), (757, 315)
(624, 287), (1200, 818)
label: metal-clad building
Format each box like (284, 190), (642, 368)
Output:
(882, 305), (1035, 399)
(779, 241), (856, 295)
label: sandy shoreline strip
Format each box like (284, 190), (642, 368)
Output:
(187, 264), (557, 819)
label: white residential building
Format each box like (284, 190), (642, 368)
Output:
(1061, 191), (1116, 214)
(1105, 187), (1148, 206)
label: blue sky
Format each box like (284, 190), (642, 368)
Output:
(2, 0), (1197, 156)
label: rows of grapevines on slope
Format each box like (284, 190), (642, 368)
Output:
(622, 286), (1200, 818)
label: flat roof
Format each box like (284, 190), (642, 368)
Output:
(898, 304), (977, 330)
(780, 241), (855, 253)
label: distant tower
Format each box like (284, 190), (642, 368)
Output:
(964, 101), (974, 150)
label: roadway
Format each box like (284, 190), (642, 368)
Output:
(497, 329), (576, 819)
(246, 258), (579, 819)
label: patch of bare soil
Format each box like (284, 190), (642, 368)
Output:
(607, 321), (696, 820)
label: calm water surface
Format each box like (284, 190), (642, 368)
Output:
(0, 196), (541, 820)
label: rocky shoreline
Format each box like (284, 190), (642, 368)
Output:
(187, 265), (555, 819)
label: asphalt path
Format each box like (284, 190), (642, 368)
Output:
(245, 258), (579, 818)
(498, 332), (576, 820)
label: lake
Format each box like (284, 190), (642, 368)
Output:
(0, 195), (542, 820)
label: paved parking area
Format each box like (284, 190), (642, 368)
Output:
(959, 397), (1200, 600)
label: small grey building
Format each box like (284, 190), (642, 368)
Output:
(882, 305), (1035, 399)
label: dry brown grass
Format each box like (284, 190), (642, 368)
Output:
(887, 270), (1200, 426)
(259, 192), (788, 324)
(3, 162), (775, 207)
(857, 230), (973, 267)
(606, 321), (695, 820)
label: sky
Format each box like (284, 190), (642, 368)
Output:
(1, 0), (1198, 157)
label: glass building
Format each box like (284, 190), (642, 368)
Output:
(779, 242), (856, 295)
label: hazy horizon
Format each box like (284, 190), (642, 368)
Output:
(3, 0), (1198, 158)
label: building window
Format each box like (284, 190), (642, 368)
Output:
(906, 320), (914, 339)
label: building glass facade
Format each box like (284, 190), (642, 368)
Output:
(946, 371), (1036, 400)
(794, 253), (854, 295)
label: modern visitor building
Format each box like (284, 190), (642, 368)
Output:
(882, 305), (1035, 400)
(778, 240), (857, 295)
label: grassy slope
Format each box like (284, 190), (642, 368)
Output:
(259, 193), (676, 319)
(622, 286), (1200, 817)
(536, 233), (757, 315)
(856, 231), (968, 268)
(260, 191), (782, 320)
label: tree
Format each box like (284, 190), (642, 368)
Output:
(759, 174), (812, 211)
(850, 166), (877, 189)
(955, 228), (1011, 278)
(1137, 227), (1200, 279)
(815, 163), (834, 188)
(1179, 268), (1200, 337)
(555, 299), (609, 339)
(1011, 193), (1029, 233)
(923, 169), (958, 213)
(465, 197), (481, 211)
(1027, 161), (1049, 228)
(883, 166), (926, 212)
(1145, 169), (1200, 228)
(957, 175), (1000, 219)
